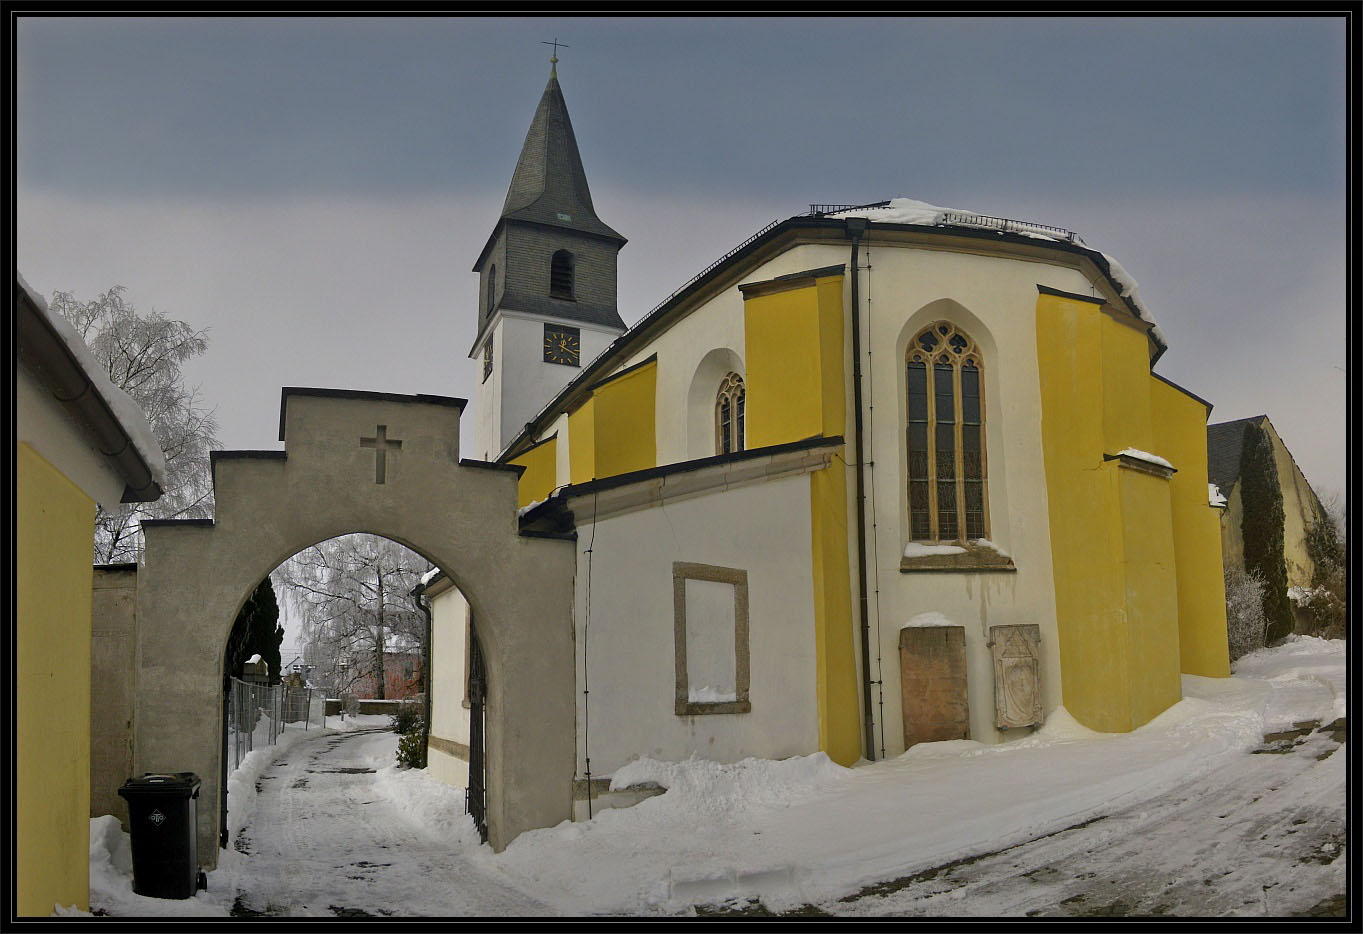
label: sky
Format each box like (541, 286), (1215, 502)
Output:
(16, 16), (1348, 514)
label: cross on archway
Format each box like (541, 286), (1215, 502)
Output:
(359, 425), (402, 484)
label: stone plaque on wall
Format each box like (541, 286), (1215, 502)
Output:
(989, 624), (1043, 729)
(899, 625), (970, 750)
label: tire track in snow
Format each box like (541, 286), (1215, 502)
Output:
(232, 728), (552, 917)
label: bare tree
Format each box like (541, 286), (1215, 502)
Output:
(1225, 566), (1268, 662)
(274, 534), (432, 700)
(51, 286), (219, 563)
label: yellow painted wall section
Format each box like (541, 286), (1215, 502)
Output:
(1116, 465), (1184, 726)
(743, 272), (859, 760)
(1036, 295), (1133, 732)
(744, 273), (845, 447)
(510, 437), (558, 509)
(1100, 315), (1155, 454)
(16, 442), (94, 916)
(815, 275), (847, 439)
(1037, 295), (1184, 732)
(568, 398), (595, 485)
(809, 466), (862, 766)
(1150, 378), (1231, 677)
(593, 360), (657, 478)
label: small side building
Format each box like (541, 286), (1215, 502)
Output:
(1207, 414), (1328, 632)
(15, 273), (164, 916)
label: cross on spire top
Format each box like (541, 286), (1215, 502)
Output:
(542, 37), (569, 77)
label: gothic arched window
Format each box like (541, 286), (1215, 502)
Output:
(906, 321), (987, 541)
(486, 264), (496, 316)
(716, 373), (746, 455)
(550, 250), (575, 300)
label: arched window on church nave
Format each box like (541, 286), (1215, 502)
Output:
(716, 373), (745, 455)
(550, 250), (575, 301)
(906, 321), (987, 542)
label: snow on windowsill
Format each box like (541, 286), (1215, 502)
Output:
(903, 542), (966, 558)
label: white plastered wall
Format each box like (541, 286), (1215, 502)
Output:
(427, 581), (471, 789)
(858, 244), (1106, 753)
(492, 312), (620, 458)
(572, 474), (819, 778)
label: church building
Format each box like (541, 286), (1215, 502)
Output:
(419, 65), (1231, 825)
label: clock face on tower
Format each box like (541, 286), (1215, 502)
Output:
(543, 324), (581, 367)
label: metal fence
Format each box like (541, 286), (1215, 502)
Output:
(225, 677), (326, 773)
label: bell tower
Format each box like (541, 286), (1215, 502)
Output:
(470, 62), (627, 460)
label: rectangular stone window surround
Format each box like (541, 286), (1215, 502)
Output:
(672, 562), (751, 716)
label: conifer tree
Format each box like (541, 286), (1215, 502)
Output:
(1238, 421), (1293, 643)
(225, 577), (285, 687)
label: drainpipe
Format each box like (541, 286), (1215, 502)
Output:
(845, 217), (877, 762)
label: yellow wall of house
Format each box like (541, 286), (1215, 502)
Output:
(510, 437), (558, 509)
(744, 272), (846, 447)
(1035, 295), (1183, 733)
(744, 271), (859, 762)
(1115, 465), (1184, 726)
(1150, 379), (1231, 677)
(594, 361), (657, 478)
(568, 398), (596, 485)
(809, 466), (863, 766)
(16, 442), (94, 916)
(566, 361), (658, 484)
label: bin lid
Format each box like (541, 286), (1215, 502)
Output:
(117, 772), (201, 798)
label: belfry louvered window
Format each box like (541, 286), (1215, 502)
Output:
(716, 373), (746, 455)
(906, 321), (987, 541)
(550, 250), (574, 300)
(486, 264), (496, 316)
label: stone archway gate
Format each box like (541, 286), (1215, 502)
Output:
(134, 388), (576, 868)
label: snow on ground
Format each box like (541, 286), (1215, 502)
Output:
(83, 638), (1344, 917)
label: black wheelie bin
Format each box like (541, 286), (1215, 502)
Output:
(117, 772), (206, 898)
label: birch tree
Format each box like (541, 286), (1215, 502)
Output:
(274, 534), (432, 699)
(51, 286), (219, 563)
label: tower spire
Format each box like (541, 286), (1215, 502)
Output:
(541, 37), (569, 79)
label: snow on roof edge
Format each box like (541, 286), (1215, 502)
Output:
(833, 198), (1164, 345)
(17, 273), (168, 488)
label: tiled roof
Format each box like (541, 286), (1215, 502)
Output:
(1206, 416), (1265, 492)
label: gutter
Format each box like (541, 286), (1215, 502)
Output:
(14, 281), (162, 503)
(844, 217), (878, 763)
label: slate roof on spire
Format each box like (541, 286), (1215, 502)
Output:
(500, 72), (624, 244)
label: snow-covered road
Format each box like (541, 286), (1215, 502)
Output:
(79, 636), (1345, 919)
(826, 717), (1346, 917)
(227, 729), (550, 918)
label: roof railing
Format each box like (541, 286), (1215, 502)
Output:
(939, 210), (1083, 244)
(638, 205), (1083, 323)
(808, 201), (891, 216)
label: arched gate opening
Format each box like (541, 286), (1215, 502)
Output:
(132, 389), (576, 868)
